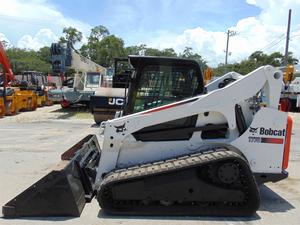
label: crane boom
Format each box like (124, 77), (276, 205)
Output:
(0, 41), (15, 85)
(50, 43), (105, 75)
(70, 50), (105, 74)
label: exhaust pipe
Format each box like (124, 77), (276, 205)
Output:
(2, 134), (101, 217)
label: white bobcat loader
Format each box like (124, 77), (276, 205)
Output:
(2, 64), (292, 217)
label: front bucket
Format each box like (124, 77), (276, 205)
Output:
(2, 134), (101, 218)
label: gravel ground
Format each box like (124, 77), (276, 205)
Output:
(0, 105), (299, 225)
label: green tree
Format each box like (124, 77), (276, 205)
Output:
(179, 47), (207, 68)
(213, 51), (299, 76)
(249, 51), (298, 67)
(80, 44), (90, 58)
(37, 46), (51, 63)
(144, 47), (163, 56)
(124, 45), (177, 57)
(249, 51), (268, 64)
(161, 48), (177, 57)
(6, 48), (51, 74)
(80, 25), (125, 66)
(89, 25), (110, 42)
(285, 52), (299, 65)
(81, 25), (111, 59)
(86, 34), (125, 67)
(124, 44), (146, 55)
(59, 27), (83, 46)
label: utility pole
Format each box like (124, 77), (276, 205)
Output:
(224, 30), (236, 72)
(284, 9), (292, 66)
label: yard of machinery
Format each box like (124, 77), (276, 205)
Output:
(1, 36), (300, 224)
(0, 103), (299, 225)
(0, 41), (56, 119)
(1, 30), (300, 220)
(0, 53), (296, 220)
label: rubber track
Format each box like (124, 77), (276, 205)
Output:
(98, 146), (260, 216)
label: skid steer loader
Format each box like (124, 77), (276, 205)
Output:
(2, 64), (292, 217)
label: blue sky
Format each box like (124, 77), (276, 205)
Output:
(48, 0), (260, 45)
(1, 0), (300, 66)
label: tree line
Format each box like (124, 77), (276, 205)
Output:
(2, 25), (298, 75)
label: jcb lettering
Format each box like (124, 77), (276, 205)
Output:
(108, 98), (124, 106)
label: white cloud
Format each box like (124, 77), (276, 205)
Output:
(0, 33), (11, 47)
(17, 29), (58, 49)
(0, 0), (91, 50)
(2, 0), (300, 66)
(147, 0), (300, 67)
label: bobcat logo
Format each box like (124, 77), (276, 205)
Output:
(249, 127), (258, 133)
(114, 123), (126, 133)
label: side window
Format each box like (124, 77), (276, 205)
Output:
(86, 73), (100, 86)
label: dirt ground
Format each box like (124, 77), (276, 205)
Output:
(0, 105), (299, 225)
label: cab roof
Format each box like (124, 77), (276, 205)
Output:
(128, 55), (201, 69)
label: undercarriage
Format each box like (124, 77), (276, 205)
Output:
(98, 146), (260, 216)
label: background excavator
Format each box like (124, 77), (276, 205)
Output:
(2, 57), (292, 218)
(0, 41), (38, 116)
(0, 41), (19, 117)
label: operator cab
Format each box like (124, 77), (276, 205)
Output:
(85, 72), (102, 89)
(112, 57), (132, 88)
(20, 71), (47, 91)
(123, 55), (204, 115)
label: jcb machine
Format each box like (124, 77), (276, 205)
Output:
(2, 61), (292, 217)
(90, 57), (130, 123)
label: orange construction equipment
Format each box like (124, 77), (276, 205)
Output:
(0, 41), (38, 116)
(204, 67), (213, 84)
(0, 97), (4, 117)
(3, 89), (19, 115)
(0, 86), (19, 116)
(14, 89), (37, 111)
(283, 64), (294, 83)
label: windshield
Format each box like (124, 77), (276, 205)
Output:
(132, 65), (200, 113)
(86, 73), (101, 87)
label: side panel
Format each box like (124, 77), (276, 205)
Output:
(231, 108), (287, 173)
